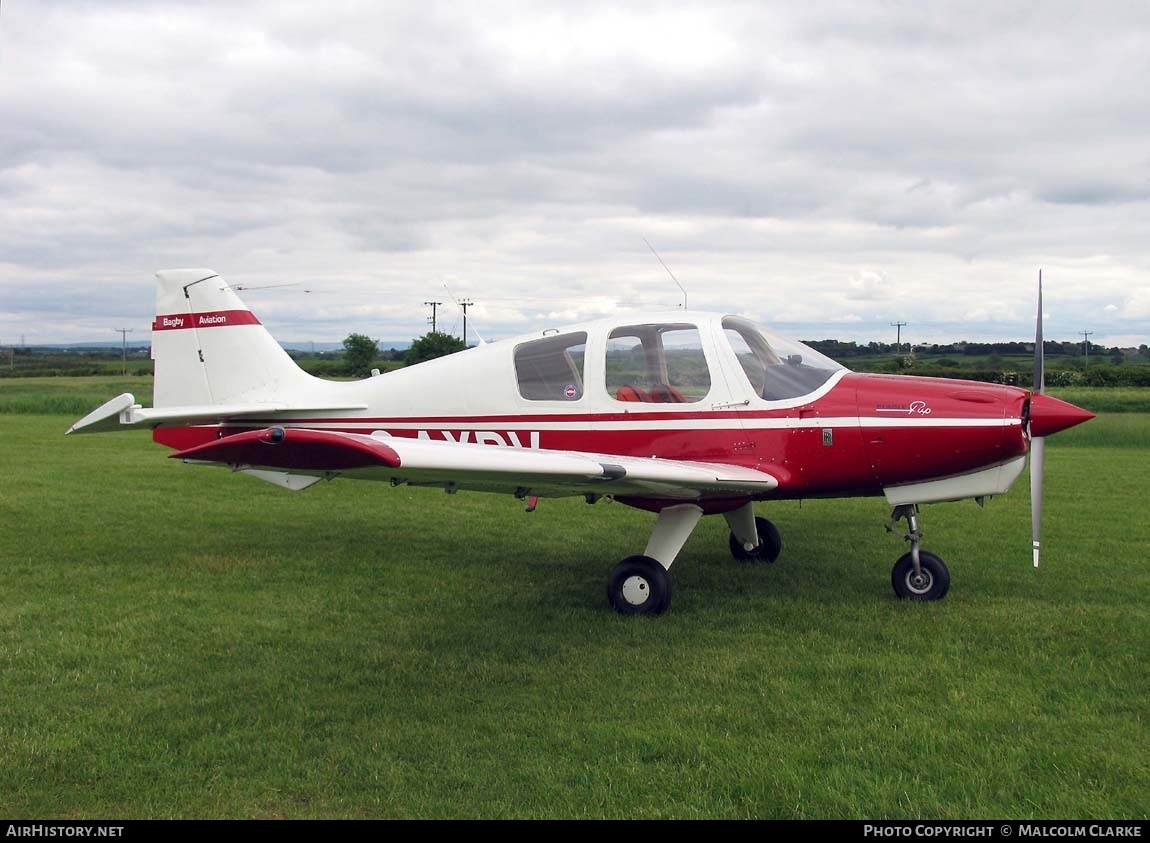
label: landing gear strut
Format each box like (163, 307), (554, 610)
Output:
(886, 504), (950, 601)
(724, 504), (782, 563)
(607, 504), (702, 615)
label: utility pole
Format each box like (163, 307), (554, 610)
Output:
(114, 328), (133, 375)
(890, 321), (908, 351)
(1081, 330), (1093, 369)
(460, 299), (474, 347)
(424, 301), (443, 334)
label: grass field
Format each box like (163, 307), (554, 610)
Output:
(1, 380), (1147, 818)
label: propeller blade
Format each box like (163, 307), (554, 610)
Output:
(1030, 435), (1045, 567)
(1030, 269), (1045, 567)
(1034, 269), (1045, 396)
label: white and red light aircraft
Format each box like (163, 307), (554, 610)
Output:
(70, 269), (1093, 614)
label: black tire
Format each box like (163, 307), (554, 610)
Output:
(728, 516), (783, 563)
(891, 551), (951, 601)
(607, 555), (672, 615)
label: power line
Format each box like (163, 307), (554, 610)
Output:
(890, 321), (908, 351)
(424, 301), (443, 333)
(1081, 330), (1093, 369)
(459, 299), (474, 347)
(114, 328), (133, 375)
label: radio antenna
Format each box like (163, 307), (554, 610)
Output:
(643, 238), (687, 309)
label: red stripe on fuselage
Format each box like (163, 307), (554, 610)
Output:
(152, 310), (261, 331)
(151, 374), (1032, 499)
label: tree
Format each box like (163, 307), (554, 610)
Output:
(342, 333), (379, 377)
(405, 331), (466, 366)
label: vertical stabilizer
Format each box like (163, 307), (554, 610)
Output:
(151, 269), (313, 407)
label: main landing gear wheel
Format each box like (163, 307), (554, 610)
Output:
(607, 555), (672, 616)
(728, 516), (782, 563)
(891, 551), (951, 601)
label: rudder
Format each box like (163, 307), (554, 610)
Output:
(152, 269), (313, 407)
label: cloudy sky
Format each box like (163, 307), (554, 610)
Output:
(2, 1), (1148, 348)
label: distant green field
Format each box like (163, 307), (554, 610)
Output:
(0, 385), (1147, 818)
(0, 376), (153, 416)
(1048, 387), (1150, 414)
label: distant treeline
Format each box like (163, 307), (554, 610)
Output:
(890, 366), (1150, 388)
(805, 339), (1149, 359)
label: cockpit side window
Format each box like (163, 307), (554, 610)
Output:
(514, 332), (587, 401)
(606, 324), (710, 403)
(722, 316), (843, 401)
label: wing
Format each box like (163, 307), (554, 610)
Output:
(170, 427), (779, 500)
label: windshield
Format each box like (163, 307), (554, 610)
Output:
(722, 316), (844, 401)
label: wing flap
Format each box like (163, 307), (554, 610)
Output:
(239, 469), (326, 491)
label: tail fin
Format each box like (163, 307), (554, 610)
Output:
(152, 269), (313, 407)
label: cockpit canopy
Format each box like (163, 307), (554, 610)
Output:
(512, 313), (844, 406)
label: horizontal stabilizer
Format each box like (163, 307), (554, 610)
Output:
(67, 399), (367, 434)
(66, 393), (139, 435)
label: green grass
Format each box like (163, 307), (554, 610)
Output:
(0, 388), (1147, 818)
(0, 376), (153, 416)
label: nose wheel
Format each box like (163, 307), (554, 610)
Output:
(891, 550), (950, 600)
(887, 505), (950, 601)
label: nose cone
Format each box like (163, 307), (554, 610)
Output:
(1029, 393), (1095, 437)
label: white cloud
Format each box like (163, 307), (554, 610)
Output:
(1, 1), (1148, 346)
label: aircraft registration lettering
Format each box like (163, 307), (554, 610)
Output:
(415, 430), (541, 448)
